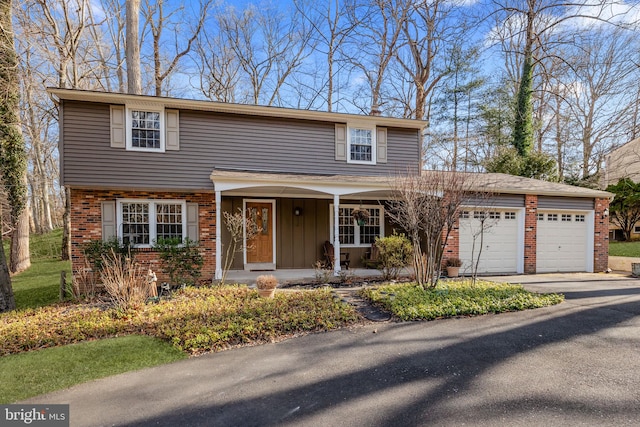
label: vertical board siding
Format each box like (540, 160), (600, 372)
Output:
(61, 101), (420, 189)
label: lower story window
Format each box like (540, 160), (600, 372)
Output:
(119, 199), (186, 247)
(332, 205), (384, 247)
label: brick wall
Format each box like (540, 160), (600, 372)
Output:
(524, 195), (538, 274)
(442, 217), (460, 264)
(70, 188), (216, 282)
(594, 197), (610, 272)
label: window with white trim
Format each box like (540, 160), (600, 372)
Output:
(127, 107), (164, 151)
(634, 225), (640, 233)
(504, 211), (516, 220)
(460, 211), (470, 219)
(488, 211), (501, 219)
(331, 205), (384, 247)
(118, 199), (186, 247)
(561, 214), (572, 222)
(547, 213), (558, 221)
(348, 125), (376, 164)
(575, 214), (585, 223)
(537, 213), (544, 221)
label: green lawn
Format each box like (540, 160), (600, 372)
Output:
(609, 241), (640, 257)
(0, 335), (186, 403)
(4, 229), (71, 310)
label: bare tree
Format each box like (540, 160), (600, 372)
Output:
(387, 170), (471, 288)
(217, 3), (314, 106)
(142, 0), (212, 96)
(346, 0), (410, 115)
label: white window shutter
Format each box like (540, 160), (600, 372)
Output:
(335, 124), (347, 161)
(186, 203), (199, 241)
(102, 201), (117, 240)
(110, 106), (125, 148)
(377, 127), (387, 163)
(165, 109), (180, 151)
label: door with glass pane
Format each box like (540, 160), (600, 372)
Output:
(246, 201), (274, 265)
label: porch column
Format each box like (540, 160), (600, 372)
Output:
(215, 190), (222, 280)
(333, 194), (341, 275)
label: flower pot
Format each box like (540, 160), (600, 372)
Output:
(258, 288), (276, 298)
(446, 266), (460, 278)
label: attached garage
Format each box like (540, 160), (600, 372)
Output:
(459, 205), (524, 275)
(536, 197), (594, 273)
(443, 173), (611, 275)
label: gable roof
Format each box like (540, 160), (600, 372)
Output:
(47, 88), (427, 130)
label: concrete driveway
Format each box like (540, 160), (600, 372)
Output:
(26, 273), (640, 426)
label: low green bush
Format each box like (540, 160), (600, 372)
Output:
(153, 238), (204, 285)
(0, 286), (360, 356)
(361, 280), (564, 321)
(375, 233), (413, 280)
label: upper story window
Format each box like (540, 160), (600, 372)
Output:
(127, 107), (164, 152)
(348, 124), (376, 164)
(131, 111), (161, 149)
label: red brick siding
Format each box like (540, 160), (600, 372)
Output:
(442, 217), (460, 264)
(70, 188), (216, 282)
(524, 195), (538, 274)
(594, 197), (610, 272)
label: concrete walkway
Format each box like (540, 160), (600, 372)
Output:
(25, 274), (640, 426)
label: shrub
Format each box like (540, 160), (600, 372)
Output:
(153, 238), (204, 286)
(82, 237), (131, 272)
(375, 233), (413, 280)
(313, 261), (333, 284)
(256, 274), (278, 290)
(100, 250), (155, 310)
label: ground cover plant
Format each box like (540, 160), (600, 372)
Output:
(0, 286), (360, 357)
(609, 241), (640, 258)
(0, 335), (185, 404)
(361, 280), (564, 321)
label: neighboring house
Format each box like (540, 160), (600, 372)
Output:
(604, 138), (640, 241)
(49, 88), (611, 280)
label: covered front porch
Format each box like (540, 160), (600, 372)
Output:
(211, 169), (402, 280)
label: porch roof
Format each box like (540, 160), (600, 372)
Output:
(210, 169), (398, 199)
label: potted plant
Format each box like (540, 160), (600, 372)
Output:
(445, 257), (462, 278)
(256, 274), (278, 298)
(352, 208), (370, 226)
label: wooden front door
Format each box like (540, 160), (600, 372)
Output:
(246, 201), (274, 265)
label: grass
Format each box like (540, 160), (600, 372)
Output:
(361, 280), (564, 321)
(609, 241), (640, 257)
(4, 229), (71, 310)
(0, 335), (186, 403)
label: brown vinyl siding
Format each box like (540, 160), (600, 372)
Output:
(61, 101), (421, 189)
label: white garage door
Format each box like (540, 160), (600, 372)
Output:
(536, 211), (590, 273)
(459, 209), (521, 274)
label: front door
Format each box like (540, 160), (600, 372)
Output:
(245, 201), (275, 269)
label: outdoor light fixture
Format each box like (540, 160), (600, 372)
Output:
(294, 207), (302, 216)
(603, 208), (609, 218)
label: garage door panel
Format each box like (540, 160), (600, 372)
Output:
(536, 211), (589, 273)
(459, 210), (519, 274)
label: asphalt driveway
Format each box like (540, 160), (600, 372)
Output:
(25, 273), (640, 426)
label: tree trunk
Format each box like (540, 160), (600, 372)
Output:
(126, 0), (142, 95)
(10, 204), (29, 273)
(61, 186), (71, 261)
(0, 203), (15, 312)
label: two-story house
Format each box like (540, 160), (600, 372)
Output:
(49, 88), (611, 280)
